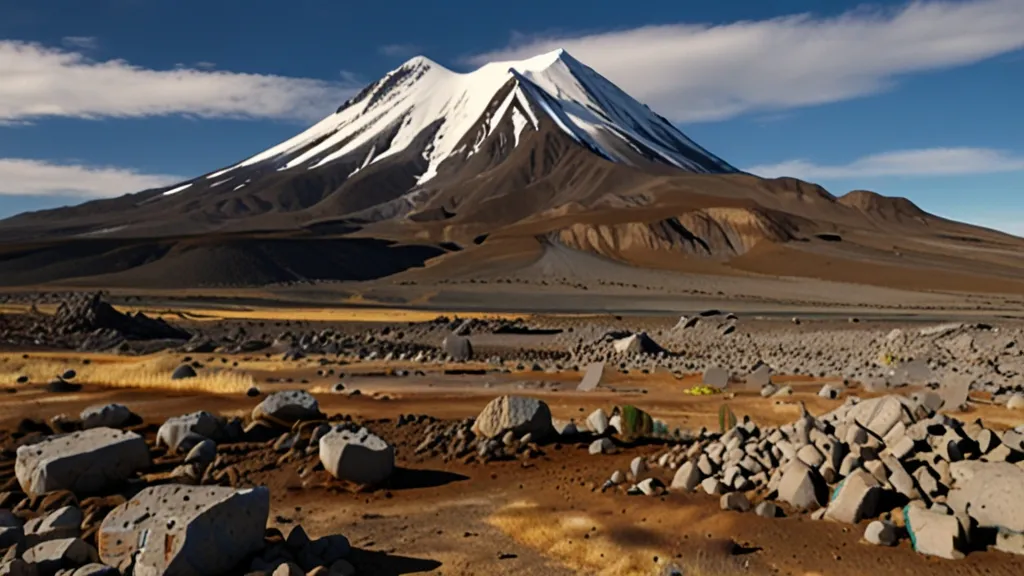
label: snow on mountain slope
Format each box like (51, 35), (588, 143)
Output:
(203, 49), (736, 187)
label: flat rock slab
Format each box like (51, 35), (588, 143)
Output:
(253, 391), (321, 425)
(577, 362), (604, 392)
(16, 428), (150, 495)
(99, 484), (270, 576)
(319, 427), (395, 485)
(473, 396), (553, 440)
(24, 538), (98, 574)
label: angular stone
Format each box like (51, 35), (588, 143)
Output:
(701, 477), (724, 495)
(171, 364), (197, 380)
(319, 427), (394, 485)
(629, 456), (646, 479)
(16, 428), (150, 495)
(24, 506), (81, 547)
(99, 484), (269, 576)
(720, 492), (751, 512)
(589, 438), (614, 455)
(473, 396), (553, 440)
(824, 469), (881, 524)
(23, 538), (98, 575)
(755, 501), (778, 518)
(797, 444), (825, 468)
(903, 505), (965, 560)
(951, 461), (1024, 533)
(577, 363), (604, 392)
(157, 411), (221, 453)
(846, 396), (911, 439)
(79, 404), (135, 430)
(442, 333), (473, 362)
(703, 367), (729, 389)
(670, 462), (702, 492)
(864, 520), (898, 546)
(777, 462), (828, 511)
(253, 391), (320, 425)
(184, 439), (217, 467)
(586, 409), (609, 436)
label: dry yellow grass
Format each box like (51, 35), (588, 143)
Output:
(0, 353), (253, 394)
(487, 501), (751, 576)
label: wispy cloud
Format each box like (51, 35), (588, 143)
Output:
(60, 36), (98, 50)
(468, 0), (1024, 122)
(0, 41), (361, 123)
(746, 147), (1024, 179)
(379, 43), (422, 58)
(0, 158), (181, 198)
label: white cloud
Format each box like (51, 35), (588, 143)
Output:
(468, 0), (1024, 122)
(0, 158), (181, 198)
(61, 36), (98, 50)
(0, 41), (361, 123)
(746, 147), (1024, 179)
(379, 44), (422, 57)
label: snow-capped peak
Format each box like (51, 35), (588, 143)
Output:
(203, 49), (735, 184)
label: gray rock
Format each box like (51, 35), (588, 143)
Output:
(473, 396), (553, 440)
(1007, 394), (1024, 410)
(157, 411), (221, 453)
(864, 520), (898, 546)
(79, 404), (135, 430)
(184, 439), (217, 467)
(670, 462), (702, 492)
(24, 506), (81, 547)
(171, 364), (197, 380)
(16, 428), (150, 495)
(824, 469), (881, 524)
(577, 363), (604, 392)
(23, 538), (97, 575)
(589, 438), (615, 455)
(702, 367), (729, 389)
(629, 456), (646, 479)
(951, 461), (1024, 533)
(700, 477), (724, 495)
(319, 427), (394, 485)
(252, 390), (320, 425)
(71, 564), (118, 576)
(748, 364), (772, 388)
(442, 333), (473, 362)
(586, 409), (609, 436)
(777, 462), (828, 510)
(754, 501), (778, 518)
(903, 504), (965, 560)
(720, 492), (751, 512)
(98, 484), (269, 576)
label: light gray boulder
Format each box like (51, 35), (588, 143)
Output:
(442, 333), (473, 362)
(903, 504), (965, 560)
(589, 438), (615, 455)
(864, 520), (898, 546)
(702, 367), (729, 389)
(157, 411), (221, 453)
(949, 461), (1024, 533)
(24, 506), (82, 547)
(472, 396), (553, 440)
(319, 427), (395, 485)
(98, 484), (269, 576)
(586, 409), (609, 436)
(23, 538), (98, 575)
(16, 428), (150, 495)
(577, 363), (604, 392)
(844, 396), (913, 438)
(777, 462), (828, 511)
(670, 462), (702, 492)
(184, 439), (217, 467)
(824, 469), (881, 524)
(252, 390), (321, 425)
(79, 404), (135, 430)
(720, 492), (751, 512)
(754, 501), (778, 518)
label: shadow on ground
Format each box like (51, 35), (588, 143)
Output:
(386, 467), (470, 490)
(349, 548), (443, 575)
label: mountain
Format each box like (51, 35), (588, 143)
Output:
(2, 50), (1024, 294)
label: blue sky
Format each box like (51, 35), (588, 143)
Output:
(1, 0), (1022, 234)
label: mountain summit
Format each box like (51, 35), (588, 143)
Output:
(1, 52), (1021, 292)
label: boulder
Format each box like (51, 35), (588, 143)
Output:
(864, 520), (898, 546)
(903, 504), (965, 560)
(16, 428), (150, 495)
(472, 396), (553, 440)
(702, 367), (729, 389)
(171, 364), (197, 380)
(747, 364), (772, 388)
(844, 396), (913, 438)
(79, 404), (135, 430)
(720, 492), (751, 512)
(319, 427), (395, 485)
(777, 462), (828, 511)
(950, 461), (1024, 533)
(824, 470), (881, 524)
(589, 438), (615, 455)
(99, 484), (269, 576)
(184, 439), (217, 467)
(442, 334), (473, 362)
(157, 411), (221, 453)
(586, 409), (609, 436)
(252, 391), (321, 425)
(670, 462), (702, 492)
(24, 506), (82, 547)
(754, 501), (778, 518)
(23, 538), (98, 575)
(577, 362), (604, 392)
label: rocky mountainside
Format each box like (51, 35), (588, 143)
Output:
(0, 51), (1022, 291)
